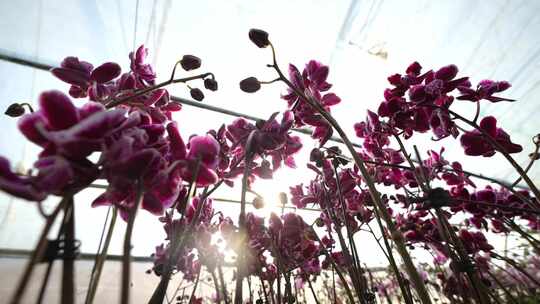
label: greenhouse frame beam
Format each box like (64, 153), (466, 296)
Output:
(0, 248), (389, 272)
(0, 48), (357, 148)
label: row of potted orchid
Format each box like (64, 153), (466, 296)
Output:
(1, 29), (538, 304)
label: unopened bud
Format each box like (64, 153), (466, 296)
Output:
(279, 192), (288, 206)
(434, 64), (458, 81)
(204, 78), (218, 91)
(180, 55), (201, 71)
(426, 187), (451, 208)
(5, 103), (25, 117)
(327, 146), (342, 155)
(239, 77), (261, 93)
(249, 29), (270, 48)
(310, 148), (324, 167)
(252, 197), (264, 209)
(190, 88), (204, 101)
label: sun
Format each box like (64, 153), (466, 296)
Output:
(250, 178), (290, 218)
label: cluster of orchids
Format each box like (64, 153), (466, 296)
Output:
(1, 28), (539, 304)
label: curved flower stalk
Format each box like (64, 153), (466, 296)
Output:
(240, 29), (433, 304)
(239, 28), (540, 304)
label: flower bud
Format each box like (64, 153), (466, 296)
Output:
(153, 264), (164, 276)
(279, 192), (288, 206)
(204, 78), (218, 91)
(180, 55), (201, 71)
(426, 187), (452, 208)
(239, 77), (261, 93)
(315, 217), (324, 227)
(435, 64), (458, 81)
(337, 156), (349, 166)
(327, 146), (342, 155)
(5, 103), (25, 117)
(364, 293), (376, 302)
(252, 197), (264, 209)
(249, 29), (270, 48)
(310, 148), (324, 167)
(406, 61), (422, 76)
(190, 88), (204, 101)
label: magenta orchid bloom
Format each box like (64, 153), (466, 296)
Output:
(460, 116), (522, 157)
(225, 111), (302, 181)
(282, 60), (341, 145)
(52, 57), (121, 100)
(0, 90), (129, 201)
(167, 122), (220, 186)
(457, 79), (514, 102)
(0, 156), (47, 201)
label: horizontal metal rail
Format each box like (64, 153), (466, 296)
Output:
(0, 49), (360, 148)
(0, 248), (388, 272)
(89, 183), (322, 212)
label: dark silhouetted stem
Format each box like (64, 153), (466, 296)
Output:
(211, 270), (222, 304)
(36, 259), (54, 304)
(121, 183), (144, 304)
(37, 207), (69, 304)
(511, 135), (539, 187)
(330, 162), (366, 303)
(188, 269), (201, 303)
(310, 229), (356, 303)
(105, 73), (214, 108)
(493, 253), (540, 288)
(10, 197), (68, 304)
(486, 271), (518, 304)
(219, 265), (229, 304)
(61, 200), (75, 304)
(234, 131), (256, 304)
(504, 220), (540, 250)
(20, 102), (34, 113)
(444, 107), (540, 201)
(148, 179), (222, 304)
(86, 208), (118, 304)
(307, 279), (320, 304)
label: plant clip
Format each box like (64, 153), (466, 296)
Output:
(451, 259), (475, 274)
(38, 238), (81, 263)
(414, 187), (454, 209)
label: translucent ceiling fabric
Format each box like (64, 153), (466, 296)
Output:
(0, 0), (538, 264)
